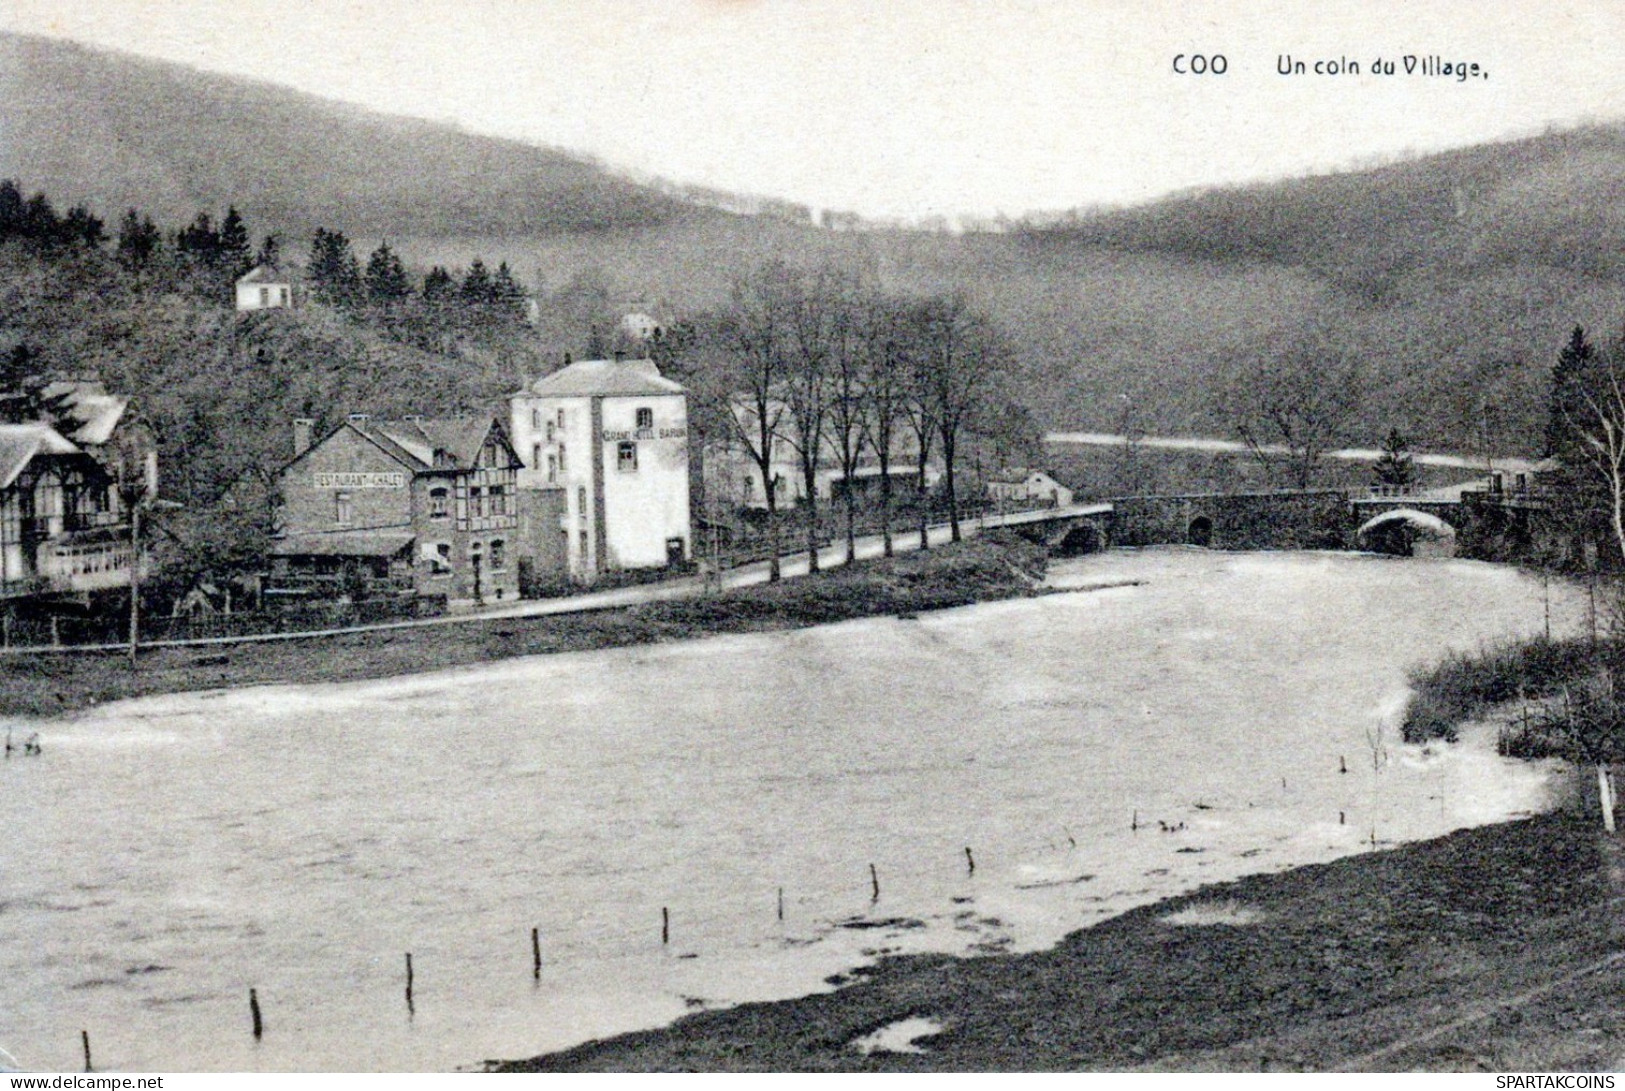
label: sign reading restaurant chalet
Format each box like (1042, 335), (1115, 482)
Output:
(600, 427), (687, 443)
(313, 471), (406, 488)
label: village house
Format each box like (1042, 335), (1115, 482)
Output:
(986, 468), (1074, 509)
(0, 378), (157, 606)
(509, 357), (691, 581)
(269, 414), (522, 607)
(235, 265), (295, 312)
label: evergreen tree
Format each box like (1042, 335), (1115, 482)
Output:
(1372, 428), (1416, 490)
(460, 259), (495, 305)
(1547, 326), (1595, 460)
(493, 261), (526, 316)
(117, 209), (162, 268)
(364, 241), (411, 304)
(20, 193), (61, 243)
(308, 227), (363, 309)
(0, 180), (22, 237)
(176, 212), (221, 266)
(254, 233), (281, 270)
(422, 265), (454, 301)
(218, 206), (253, 276)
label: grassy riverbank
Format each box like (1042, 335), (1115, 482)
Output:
(0, 535), (1046, 719)
(496, 806), (1625, 1073)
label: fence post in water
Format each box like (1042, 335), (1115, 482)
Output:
(531, 927), (541, 979)
(81, 1030), (91, 1072)
(405, 953), (414, 1012)
(250, 988), (263, 1039)
(869, 863), (880, 903)
(661, 907), (669, 946)
(965, 847), (976, 876)
(777, 887), (784, 923)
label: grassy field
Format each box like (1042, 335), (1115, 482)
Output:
(0, 536), (1046, 720)
(496, 807), (1625, 1073)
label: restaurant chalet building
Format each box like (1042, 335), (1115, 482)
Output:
(270, 415), (523, 606)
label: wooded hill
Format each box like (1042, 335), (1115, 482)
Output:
(6, 30), (1625, 457)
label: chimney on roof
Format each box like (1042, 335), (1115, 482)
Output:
(292, 418), (314, 457)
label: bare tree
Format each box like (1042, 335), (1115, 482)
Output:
(859, 293), (914, 557)
(823, 274), (872, 565)
(1228, 335), (1362, 489)
(779, 267), (843, 572)
(713, 263), (796, 582)
(917, 293), (1010, 542)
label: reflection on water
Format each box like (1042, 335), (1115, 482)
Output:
(0, 550), (1579, 1071)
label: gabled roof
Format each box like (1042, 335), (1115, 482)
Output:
(237, 264), (293, 285)
(524, 359), (685, 398)
(285, 415), (519, 476)
(367, 416), (518, 470)
(36, 379), (129, 446)
(0, 423), (81, 490)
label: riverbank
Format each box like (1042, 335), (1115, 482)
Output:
(497, 804), (1625, 1073)
(0, 535), (1046, 718)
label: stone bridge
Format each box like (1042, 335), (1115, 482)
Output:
(984, 502), (1116, 556)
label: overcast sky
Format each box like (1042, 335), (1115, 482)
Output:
(5, 1), (1624, 219)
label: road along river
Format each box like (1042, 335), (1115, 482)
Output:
(0, 549), (1582, 1071)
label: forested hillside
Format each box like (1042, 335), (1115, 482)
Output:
(6, 30), (1625, 460)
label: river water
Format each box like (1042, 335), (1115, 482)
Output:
(0, 550), (1582, 1071)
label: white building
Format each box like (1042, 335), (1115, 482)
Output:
(987, 468), (1074, 509)
(510, 358), (691, 580)
(235, 265), (293, 312)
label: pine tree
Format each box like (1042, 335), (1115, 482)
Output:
(1547, 326), (1595, 460)
(116, 209), (161, 268)
(218, 206), (253, 276)
(0, 180), (22, 238)
(1372, 428), (1416, 490)
(493, 261), (526, 316)
(422, 266), (454, 301)
(308, 227), (362, 309)
(255, 233), (281, 270)
(364, 242), (411, 304)
(460, 259), (494, 305)
(176, 212), (220, 267)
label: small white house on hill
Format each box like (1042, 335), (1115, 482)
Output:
(235, 266), (294, 312)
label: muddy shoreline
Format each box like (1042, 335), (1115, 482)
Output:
(495, 803), (1625, 1073)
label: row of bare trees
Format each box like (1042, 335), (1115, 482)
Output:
(684, 262), (1021, 582)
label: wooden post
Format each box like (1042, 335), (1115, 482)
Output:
(869, 863), (880, 903)
(661, 907), (669, 945)
(964, 847), (976, 876)
(249, 987), (263, 1039)
(531, 927), (541, 979)
(777, 887), (784, 922)
(1131, 810), (1138, 832)
(1339, 755), (1347, 775)
(1339, 811), (1346, 825)
(405, 953), (414, 1011)
(81, 1029), (91, 1072)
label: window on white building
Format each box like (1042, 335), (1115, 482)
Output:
(424, 541), (452, 575)
(470, 486), (487, 519)
(557, 408), (565, 429)
(636, 407), (653, 430)
(259, 287), (269, 307)
(334, 492), (353, 525)
(531, 444), (542, 470)
(546, 453), (557, 484)
(532, 408), (541, 431)
(558, 445), (567, 473)
(546, 421), (555, 442)
(490, 539), (506, 571)
(490, 485), (507, 516)
(617, 441), (638, 472)
(429, 487), (448, 519)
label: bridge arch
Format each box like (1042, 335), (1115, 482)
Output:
(1186, 515), (1213, 547)
(1357, 508), (1457, 558)
(1054, 522), (1104, 557)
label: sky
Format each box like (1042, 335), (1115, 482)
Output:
(5, 0), (1625, 220)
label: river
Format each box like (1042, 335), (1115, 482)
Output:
(0, 549), (1581, 1071)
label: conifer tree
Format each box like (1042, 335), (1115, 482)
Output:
(460, 259), (494, 305)
(308, 227), (363, 308)
(1372, 428), (1416, 490)
(218, 206), (253, 276)
(364, 241), (411, 304)
(116, 209), (162, 268)
(422, 265), (454, 301)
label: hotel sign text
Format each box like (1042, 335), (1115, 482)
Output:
(314, 472), (406, 488)
(600, 427), (687, 442)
